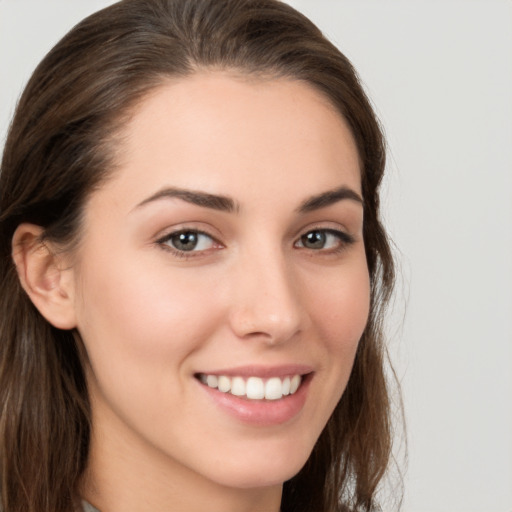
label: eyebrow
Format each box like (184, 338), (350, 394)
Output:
(134, 184), (362, 214)
(135, 187), (239, 213)
(297, 186), (363, 213)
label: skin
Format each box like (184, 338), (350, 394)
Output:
(24, 72), (370, 512)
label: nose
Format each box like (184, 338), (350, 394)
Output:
(228, 249), (305, 345)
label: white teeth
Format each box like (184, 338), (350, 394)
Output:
(206, 375), (218, 388)
(231, 376), (246, 396)
(282, 376), (291, 396)
(200, 373), (303, 400)
(217, 375), (231, 393)
(265, 377), (283, 400)
(246, 377), (265, 399)
(290, 375), (301, 394)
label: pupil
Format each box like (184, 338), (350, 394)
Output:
(303, 231), (325, 249)
(173, 232), (198, 251)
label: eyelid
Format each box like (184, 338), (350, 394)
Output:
(154, 221), (222, 243)
(293, 221), (353, 240)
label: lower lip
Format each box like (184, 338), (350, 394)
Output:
(198, 375), (311, 426)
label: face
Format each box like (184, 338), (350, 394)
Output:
(71, 73), (369, 494)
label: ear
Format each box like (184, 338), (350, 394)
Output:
(11, 223), (77, 330)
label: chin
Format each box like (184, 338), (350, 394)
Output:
(198, 443), (312, 490)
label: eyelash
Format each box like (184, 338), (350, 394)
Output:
(156, 227), (355, 259)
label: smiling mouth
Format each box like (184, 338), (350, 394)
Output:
(196, 373), (305, 401)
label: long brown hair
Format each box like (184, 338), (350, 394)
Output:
(0, 1), (397, 511)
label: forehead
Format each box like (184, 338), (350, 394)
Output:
(93, 72), (361, 213)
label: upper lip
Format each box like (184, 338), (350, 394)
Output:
(195, 364), (314, 378)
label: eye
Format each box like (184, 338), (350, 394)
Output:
(295, 229), (354, 251)
(158, 230), (217, 254)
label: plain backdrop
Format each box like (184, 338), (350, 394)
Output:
(1, 1), (511, 511)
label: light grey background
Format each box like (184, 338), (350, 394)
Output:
(1, 1), (511, 511)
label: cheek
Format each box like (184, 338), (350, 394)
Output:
(309, 262), (370, 348)
(73, 252), (229, 445)
(304, 258), (370, 398)
(74, 251), (223, 382)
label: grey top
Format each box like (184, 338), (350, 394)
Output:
(82, 502), (100, 512)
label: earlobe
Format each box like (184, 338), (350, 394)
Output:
(11, 223), (77, 330)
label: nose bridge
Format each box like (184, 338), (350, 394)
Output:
(229, 243), (304, 343)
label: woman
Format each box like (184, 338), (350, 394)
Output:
(0, 1), (397, 511)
